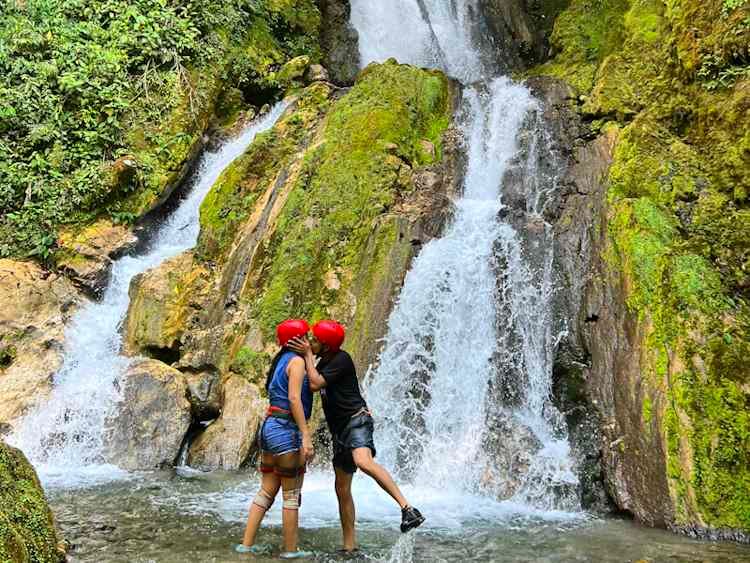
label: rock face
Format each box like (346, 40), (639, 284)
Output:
(0, 440), (62, 563)
(124, 252), (207, 361)
(0, 260), (82, 433)
(527, 0), (750, 539)
(56, 219), (138, 296)
(121, 62), (459, 464)
(187, 376), (265, 471)
(105, 359), (191, 470)
(318, 0), (360, 84)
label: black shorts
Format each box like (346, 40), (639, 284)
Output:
(332, 413), (377, 474)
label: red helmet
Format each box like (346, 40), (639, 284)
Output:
(276, 319), (310, 346)
(312, 320), (345, 351)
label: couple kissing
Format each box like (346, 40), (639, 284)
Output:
(235, 319), (425, 559)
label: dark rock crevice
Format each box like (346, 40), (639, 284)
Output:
(318, 0), (360, 85)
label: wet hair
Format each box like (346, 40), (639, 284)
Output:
(265, 346), (289, 391)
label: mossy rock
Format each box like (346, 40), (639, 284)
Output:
(245, 60), (453, 340)
(0, 441), (61, 563)
(529, 0), (750, 534)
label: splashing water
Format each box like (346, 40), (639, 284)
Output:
(351, 0), (580, 512)
(9, 103), (288, 488)
(351, 0), (485, 83)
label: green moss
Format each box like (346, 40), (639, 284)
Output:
(234, 61), (452, 339)
(0, 0), (321, 261)
(0, 441), (60, 563)
(532, 0), (750, 531)
(198, 83), (335, 259)
(230, 347), (270, 384)
(670, 254), (731, 315)
(642, 396), (653, 424)
(528, 0), (629, 92)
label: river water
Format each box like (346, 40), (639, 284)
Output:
(10, 1), (750, 562)
(49, 470), (750, 562)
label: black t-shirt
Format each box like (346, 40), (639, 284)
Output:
(319, 350), (367, 435)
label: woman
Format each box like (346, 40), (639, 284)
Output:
(235, 319), (315, 559)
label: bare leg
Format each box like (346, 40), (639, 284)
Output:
(242, 452), (280, 547)
(278, 451), (305, 553)
(351, 447), (409, 508)
(334, 467), (356, 551)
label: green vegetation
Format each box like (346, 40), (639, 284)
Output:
(0, 441), (61, 563)
(531, 0), (750, 530)
(247, 61), (452, 338)
(193, 61), (453, 374)
(0, 0), (320, 260)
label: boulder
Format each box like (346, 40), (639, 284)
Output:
(124, 252), (205, 359)
(187, 376), (264, 471)
(277, 55), (311, 87)
(56, 219), (137, 296)
(0, 440), (63, 563)
(318, 0), (360, 84)
(105, 359), (191, 470)
(0, 260), (82, 432)
(305, 64), (330, 83)
(184, 369), (223, 421)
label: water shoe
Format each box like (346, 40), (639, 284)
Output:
(234, 543), (271, 554)
(279, 550), (314, 559)
(400, 506), (425, 533)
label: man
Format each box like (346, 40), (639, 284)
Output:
(289, 320), (424, 553)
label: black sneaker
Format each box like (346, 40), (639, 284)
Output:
(400, 506), (425, 533)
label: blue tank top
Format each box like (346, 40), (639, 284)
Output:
(268, 351), (313, 419)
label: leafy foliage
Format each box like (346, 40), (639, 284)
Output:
(0, 0), (319, 259)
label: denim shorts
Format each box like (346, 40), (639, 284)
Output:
(332, 413), (377, 474)
(260, 417), (302, 456)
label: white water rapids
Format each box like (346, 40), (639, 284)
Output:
(9, 104), (288, 487)
(351, 0), (580, 514)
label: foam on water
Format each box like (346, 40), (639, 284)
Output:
(9, 103), (288, 487)
(152, 471), (586, 532)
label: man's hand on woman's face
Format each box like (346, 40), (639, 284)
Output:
(288, 336), (312, 357)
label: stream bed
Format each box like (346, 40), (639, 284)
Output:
(50, 470), (750, 563)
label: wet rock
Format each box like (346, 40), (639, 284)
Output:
(56, 219), (138, 296)
(105, 359), (191, 470)
(319, 0), (360, 84)
(305, 64), (330, 83)
(187, 376), (264, 470)
(0, 439), (63, 562)
(478, 0), (569, 69)
(0, 260), (82, 432)
(480, 411), (541, 499)
(124, 251), (206, 361)
(184, 369), (222, 421)
(522, 75), (619, 512)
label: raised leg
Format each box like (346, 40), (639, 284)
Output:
(351, 447), (408, 508)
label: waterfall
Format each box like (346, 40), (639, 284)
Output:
(351, 0), (580, 510)
(9, 103), (287, 487)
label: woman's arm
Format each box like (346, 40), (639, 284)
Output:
(287, 356), (314, 460)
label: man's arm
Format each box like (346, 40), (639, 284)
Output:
(288, 337), (327, 391)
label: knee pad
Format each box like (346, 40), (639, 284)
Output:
(282, 487), (301, 510)
(253, 488), (275, 511)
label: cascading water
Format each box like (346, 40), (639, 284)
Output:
(351, 0), (580, 511)
(9, 103), (287, 487)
